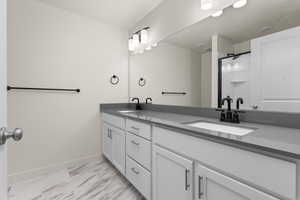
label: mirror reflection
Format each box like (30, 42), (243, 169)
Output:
(129, 0), (300, 113)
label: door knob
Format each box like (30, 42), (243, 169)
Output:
(0, 127), (23, 145)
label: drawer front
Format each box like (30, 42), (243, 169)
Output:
(126, 132), (151, 170)
(102, 113), (125, 130)
(126, 119), (151, 140)
(153, 126), (296, 200)
(126, 156), (151, 200)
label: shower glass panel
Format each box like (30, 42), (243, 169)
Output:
(221, 54), (251, 110)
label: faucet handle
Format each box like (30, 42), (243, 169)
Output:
(146, 97), (152, 104)
(236, 97), (244, 110)
(227, 96), (233, 102)
(131, 97), (140, 103)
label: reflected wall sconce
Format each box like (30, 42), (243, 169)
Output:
(212, 10), (223, 17)
(233, 0), (247, 8)
(201, 0), (213, 10)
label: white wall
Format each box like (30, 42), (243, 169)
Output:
(7, 0), (129, 182)
(129, 43), (202, 107)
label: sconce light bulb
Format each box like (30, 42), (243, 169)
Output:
(233, 0), (247, 8)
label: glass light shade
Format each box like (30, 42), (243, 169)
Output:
(212, 10), (223, 17)
(132, 34), (139, 49)
(201, 0), (213, 10)
(128, 38), (134, 51)
(152, 43), (158, 47)
(145, 45), (152, 51)
(233, 0), (247, 8)
(140, 29), (148, 44)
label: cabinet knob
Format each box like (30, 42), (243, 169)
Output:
(131, 140), (140, 146)
(131, 167), (140, 175)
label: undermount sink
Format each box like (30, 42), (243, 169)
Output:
(186, 121), (254, 136)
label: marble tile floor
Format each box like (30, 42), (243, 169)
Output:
(8, 159), (145, 200)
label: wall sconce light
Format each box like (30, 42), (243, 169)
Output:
(233, 0), (247, 8)
(201, 0), (213, 10)
(132, 34), (140, 49)
(128, 38), (134, 51)
(128, 27), (151, 53)
(212, 10), (223, 17)
(128, 27), (150, 51)
(140, 29), (148, 44)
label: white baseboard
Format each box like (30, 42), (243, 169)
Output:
(8, 154), (102, 184)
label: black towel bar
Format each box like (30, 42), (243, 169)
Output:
(7, 86), (80, 93)
(162, 91), (186, 95)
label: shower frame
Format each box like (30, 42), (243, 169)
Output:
(217, 51), (251, 108)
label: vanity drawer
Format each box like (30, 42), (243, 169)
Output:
(102, 113), (125, 130)
(126, 132), (151, 170)
(126, 119), (151, 140)
(126, 156), (151, 200)
(153, 126), (297, 200)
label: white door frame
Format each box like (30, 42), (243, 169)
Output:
(0, 0), (7, 199)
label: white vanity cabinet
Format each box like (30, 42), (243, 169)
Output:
(152, 146), (193, 200)
(110, 126), (126, 174)
(126, 132), (151, 170)
(102, 123), (112, 160)
(102, 114), (126, 175)
(153, 126), (297, 200)
(101, 112), (297, 200)
(126, 119), (152, 200)
(102, 113), (152, 199)
(194, 163), (280, 200)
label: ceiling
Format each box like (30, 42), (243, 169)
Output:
(38, 0), (163, 28)
(165, 0), (300, 53)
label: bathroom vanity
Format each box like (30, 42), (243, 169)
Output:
(100, 104), (300, 200)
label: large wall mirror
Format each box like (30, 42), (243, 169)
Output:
(129, 0), (300, 113)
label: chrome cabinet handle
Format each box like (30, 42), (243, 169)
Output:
(198, 176), (204, 199)
(0, 127), (23, 145)
(185, 169), (190, 191)
(107, 129), (112, 139)
(131, 140), (140, 146)
(131, 126), (140, 131)
(131, 167), (140, 175)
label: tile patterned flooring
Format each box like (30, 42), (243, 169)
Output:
(8, 159), (145, 200)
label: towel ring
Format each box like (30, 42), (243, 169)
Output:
(110, 75), (120, 85)
(138, 78), (146, 87)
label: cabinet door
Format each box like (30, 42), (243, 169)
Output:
(153, 146), (193, 200)
(195, 163), (280, 200)
(102, 123), (112, 161)
(111, 126), (126, 175)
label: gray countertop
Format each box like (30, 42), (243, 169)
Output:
(102, 108), (300, 159)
